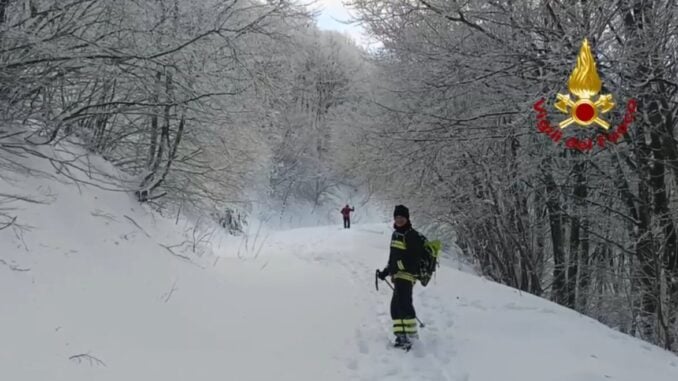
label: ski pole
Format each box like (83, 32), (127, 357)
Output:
(382, 278), (426, 328)
(375, 269), (379, 291)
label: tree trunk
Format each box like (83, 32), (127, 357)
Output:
(147, 70), (163, 169)
(578, 216), (590, 312)
(0, 0), (8, 24)
(567, 159), (587, 310)
(149, 113), (184, 193)
(543, 158), (566, 304)
(636, 135), (657, 339)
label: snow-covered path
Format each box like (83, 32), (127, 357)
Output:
(2, 162), (678, 380)
(276, 225), (467, 381)
(255, 225), (678, 381)
(242, 224), (453, 380)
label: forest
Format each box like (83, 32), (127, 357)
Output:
(1, 0), (676, 353)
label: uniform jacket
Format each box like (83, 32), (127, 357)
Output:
(387, 224), (425, 281)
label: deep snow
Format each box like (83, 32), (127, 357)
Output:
(2, 152), (678, 381)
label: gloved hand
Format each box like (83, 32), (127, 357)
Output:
(377, 268), (389, 280)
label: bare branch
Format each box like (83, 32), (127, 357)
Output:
(68, 353), (106, 367)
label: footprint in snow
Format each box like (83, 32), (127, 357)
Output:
(410, 343), (427, 358)
(355, 329), (369, 354)
(431, 337), (457, 361)
(504, 302), (536, 311)
(458, 300), (487, 311)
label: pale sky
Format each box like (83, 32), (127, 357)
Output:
(311, 0), (375, 48)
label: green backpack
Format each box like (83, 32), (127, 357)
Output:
(418, 236), (442, 287)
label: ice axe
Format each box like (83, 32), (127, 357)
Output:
(374, 269), (426, 328)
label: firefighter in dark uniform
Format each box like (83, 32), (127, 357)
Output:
(377, 204), (425, 347)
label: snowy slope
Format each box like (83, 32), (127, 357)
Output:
(2, 155), (678, 381)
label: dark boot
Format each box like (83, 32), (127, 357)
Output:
(394, 334), (411, 348)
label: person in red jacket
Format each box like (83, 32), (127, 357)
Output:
(341, 204), (355, 229)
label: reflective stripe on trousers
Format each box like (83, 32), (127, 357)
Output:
(393, 318), (417, 334)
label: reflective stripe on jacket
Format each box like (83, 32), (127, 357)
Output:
(387, 228), (424, 282)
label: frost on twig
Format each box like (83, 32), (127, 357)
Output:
(90, 209), (118, 223)
(0, 192), (48, 232)
(0, 215), (16, 230)
(161, 280), (179, 303)
(68, 353), (106, 367)
(0, 258), (30, 272)
(123, 215), (151, 238)
(158, 242), (204, 269)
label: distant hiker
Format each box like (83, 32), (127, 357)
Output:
(341, 204), (355, 229)
(377, 204), (426, 349)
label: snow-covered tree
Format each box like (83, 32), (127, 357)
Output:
(348, 0), (678, 351)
